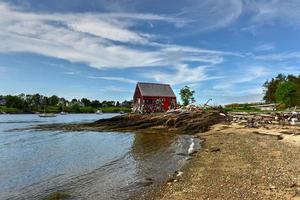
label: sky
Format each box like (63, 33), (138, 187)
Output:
(0, 0), (300, 104)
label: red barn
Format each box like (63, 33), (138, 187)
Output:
(133, 82), (177, 113)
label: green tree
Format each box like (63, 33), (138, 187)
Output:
(91, 100), (101, 108)
(179, 86), (195, 106)
(81, 98), (91, 107)
(263, 74), (286, 103)
(275, 82), (298, 107)
(5, 95), (23, 108)
(48, 95), (59, 106)
(32, 93), (42, 109)
(70, 103), (81, 113)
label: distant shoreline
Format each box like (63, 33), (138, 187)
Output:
(0, 111), (129, 114)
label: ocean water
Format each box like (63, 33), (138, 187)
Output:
(0, 114), (200, 200)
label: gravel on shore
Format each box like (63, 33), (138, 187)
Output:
(150, 124), (300, 200)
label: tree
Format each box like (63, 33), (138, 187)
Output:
(275, 82), (298, 107)
(5, 95), (23, 108)
(71, 99), (78, 103)
(263, 74), (286, 103)
(81, 98), (91, 107)
(91, 100), (101, 108)
(48, 95), (59, 106)
(32, 93), (42, 109)
(179, 86), (195, 106)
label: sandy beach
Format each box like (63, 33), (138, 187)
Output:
(150, 123), (300, 200)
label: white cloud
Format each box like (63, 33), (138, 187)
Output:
(212, 66), (269, 90)
(235, 66), (269, 83)
(100, 86), (130, 93)
(64, 71), (78, 75)
(255, 52), (300, 61)
(254, 43), (275, 51)
(147, 64), (222, 85)
(245, 0), (300, 27)
(0, 2), (239, 70)
(68, 19), (148, 44)
(88, 76), (137, 83)
(180, 0), (243, 30)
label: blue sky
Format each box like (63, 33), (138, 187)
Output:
(0, 0), (300, 104)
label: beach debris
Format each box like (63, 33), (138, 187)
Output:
(210, 147), (221, 152)
(188, 138), (196, 155)
(175, 171), (184, 177)
(277, 134), (284, 140)
(185, 157), (192, 161)
(230, 111), (300, 128)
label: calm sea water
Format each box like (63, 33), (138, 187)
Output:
(0, 114), (199, 200)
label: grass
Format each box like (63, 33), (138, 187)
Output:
(0, 106), (21, 113)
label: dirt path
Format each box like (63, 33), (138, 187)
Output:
(150, 124), (300, 200)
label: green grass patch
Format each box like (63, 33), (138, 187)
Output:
(0, 106), (22, 113)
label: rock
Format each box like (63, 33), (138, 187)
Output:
(290, 183), (298, 188)
(277, 134), (284, 140)
(210, 147), (221, 152)
(186, 157), (192, 161)
(176, 171), (183, 177)
(269, 185), (276, 190)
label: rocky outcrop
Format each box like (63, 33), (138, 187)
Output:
(33, 110), (227, 134)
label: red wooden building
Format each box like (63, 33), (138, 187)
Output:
(133, 82), (177, 113)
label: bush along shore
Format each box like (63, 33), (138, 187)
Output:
(28, 109), (300, 200)
(0, 93), (132, 114)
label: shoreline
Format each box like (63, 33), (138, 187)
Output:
(149, 123), (300, 200)
(21, 111), (300, 199)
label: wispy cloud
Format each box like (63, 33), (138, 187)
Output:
(212, 66), (269, 90)
(0, 2), (241, 71)
(146, 64), (222, 85)
(180, 0), (243, 30)
(242, 0), (300, 32)
(64, 71), (78, 75)
(254, 43), (275, 51)
(100, 86), (130, 93)
(88, 76), (137, 83)
(255, 52), (300, 61)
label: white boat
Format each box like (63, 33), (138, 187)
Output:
(39, 113), (57, 118)
(60, 111), (68, 115)
(96, 110), (103, 114)
(39, 98), (57, 118)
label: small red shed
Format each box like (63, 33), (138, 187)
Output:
(133, 82), (177, 113)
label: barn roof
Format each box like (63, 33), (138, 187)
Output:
(137, 82), (176, 97)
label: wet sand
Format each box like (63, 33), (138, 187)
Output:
(150, 123), (300, 200)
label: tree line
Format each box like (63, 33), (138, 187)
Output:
(0, 93), (132, 113)
(263, 74), (300, 108)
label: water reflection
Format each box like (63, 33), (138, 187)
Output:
(0, 114), (200, 200)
